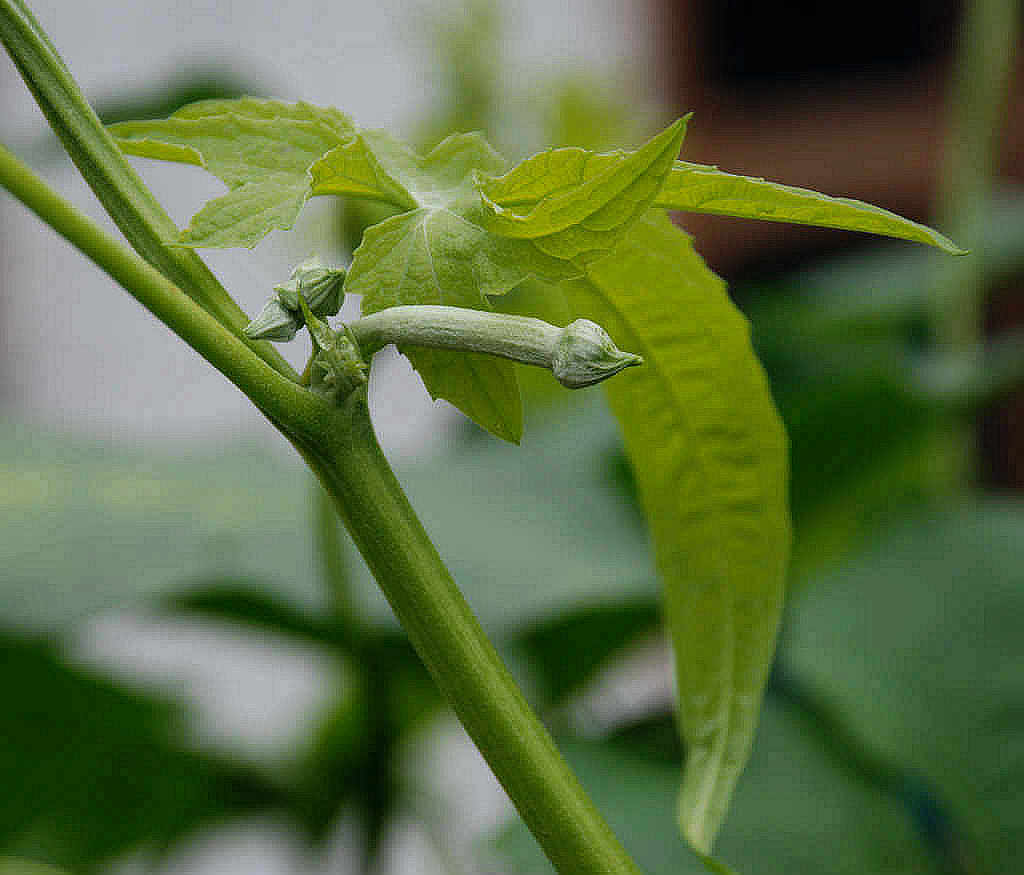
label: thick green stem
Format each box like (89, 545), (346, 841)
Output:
(307, 391), (643, 875)
(0, 0), (297, 381)
(0, 141), (643, 875)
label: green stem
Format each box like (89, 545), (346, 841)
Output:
(931, 0), (1020, 487)
(0, 141), (643, 875)
(306, 392), (644, 875)
(933, 0), (1020, 352)
(313, 476), (354, 624)
(0, 0), (297, 381)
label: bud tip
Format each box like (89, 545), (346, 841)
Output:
(552, 319), (643, 388)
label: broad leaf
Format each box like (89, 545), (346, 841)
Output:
(476, 117), (688, 259)
(784, 502), (1024, 875)
(490, 698), (940, 874)
(0, 634), (279, 869)
(110, 99), (353, 247)
(0, 403), (657, 637)
(655, 161), (966, 254)
(343, 132), (576, 442)
(0, 861), (72, 875)
(562, 212), (790, 853)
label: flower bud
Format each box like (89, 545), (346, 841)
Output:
(244, 298), (300, 342)
(297, 294), (367, 402)
(551, 319), (642, 389)
(275, 255), (345, 318)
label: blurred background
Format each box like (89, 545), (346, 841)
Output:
(2, 0), (1024, 872)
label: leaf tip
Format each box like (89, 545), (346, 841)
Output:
(678, 801), (715, 858)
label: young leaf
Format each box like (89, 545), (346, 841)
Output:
(562, 211), (790, 854)
(342, 132), (577, 442)
(475, 117), (688, 260)
(110, 99), (352, 247)
(655, 161), (967, 255)
(308, 132), (418, 210)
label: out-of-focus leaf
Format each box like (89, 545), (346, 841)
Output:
(749, 188), (1024, 352)
(489, 698), (939, 874)
(563, 212), (790, 853)
(166, 578), (343, 647)
(365, 398), (658, 633)
(0, 633), (281, 869)
(0, 400), (656, 637)
(0, 424), (325, 630)
(0, 864), (72, 875)
(656, 162), (965, 254)
(0, 861), (72, 875)
(783, 501), (1024, 875)
(515, 598), (661, 706)
(777, 375), (950, 582)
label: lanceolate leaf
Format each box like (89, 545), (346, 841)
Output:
(655, 162), (966, 255)
(562, 211), (791, 855)
(476, 117), (688, 260)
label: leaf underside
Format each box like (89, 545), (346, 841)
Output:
(562, 211), (791, 855)
(110, 99), (352, 248)
(339, 136), (579, 443)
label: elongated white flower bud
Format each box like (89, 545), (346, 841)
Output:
(348, 306), (641, 389)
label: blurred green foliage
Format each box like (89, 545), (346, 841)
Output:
(4, 1), (1024, 872)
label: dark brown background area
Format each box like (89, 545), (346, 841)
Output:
(655, 0), (1024, 487)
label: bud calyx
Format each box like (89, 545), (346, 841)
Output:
(552, 319), (643, 388)
(245, 256), (346, 342)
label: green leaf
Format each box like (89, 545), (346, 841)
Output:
(343, 132), (577, 442)
(655, 161), (966, 254)
(490, 698), (940, 874)
(784, 501), (1024, 875)
(475, 117), (688, 260)
(0, 634), (279, 869)
(169, 96), (356, 135)
(110, 99), (353, 247)
(309, 130), (418, 210)
(0, 860), (72, 875)
(561, 212), (791, 853)
(0, 401), (656, 637)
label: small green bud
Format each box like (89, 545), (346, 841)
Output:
(551, 319), (643, 389)
(297, 294), (368, 403)
(275, 255), (345, 318)
(244, 298), (300, 342)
